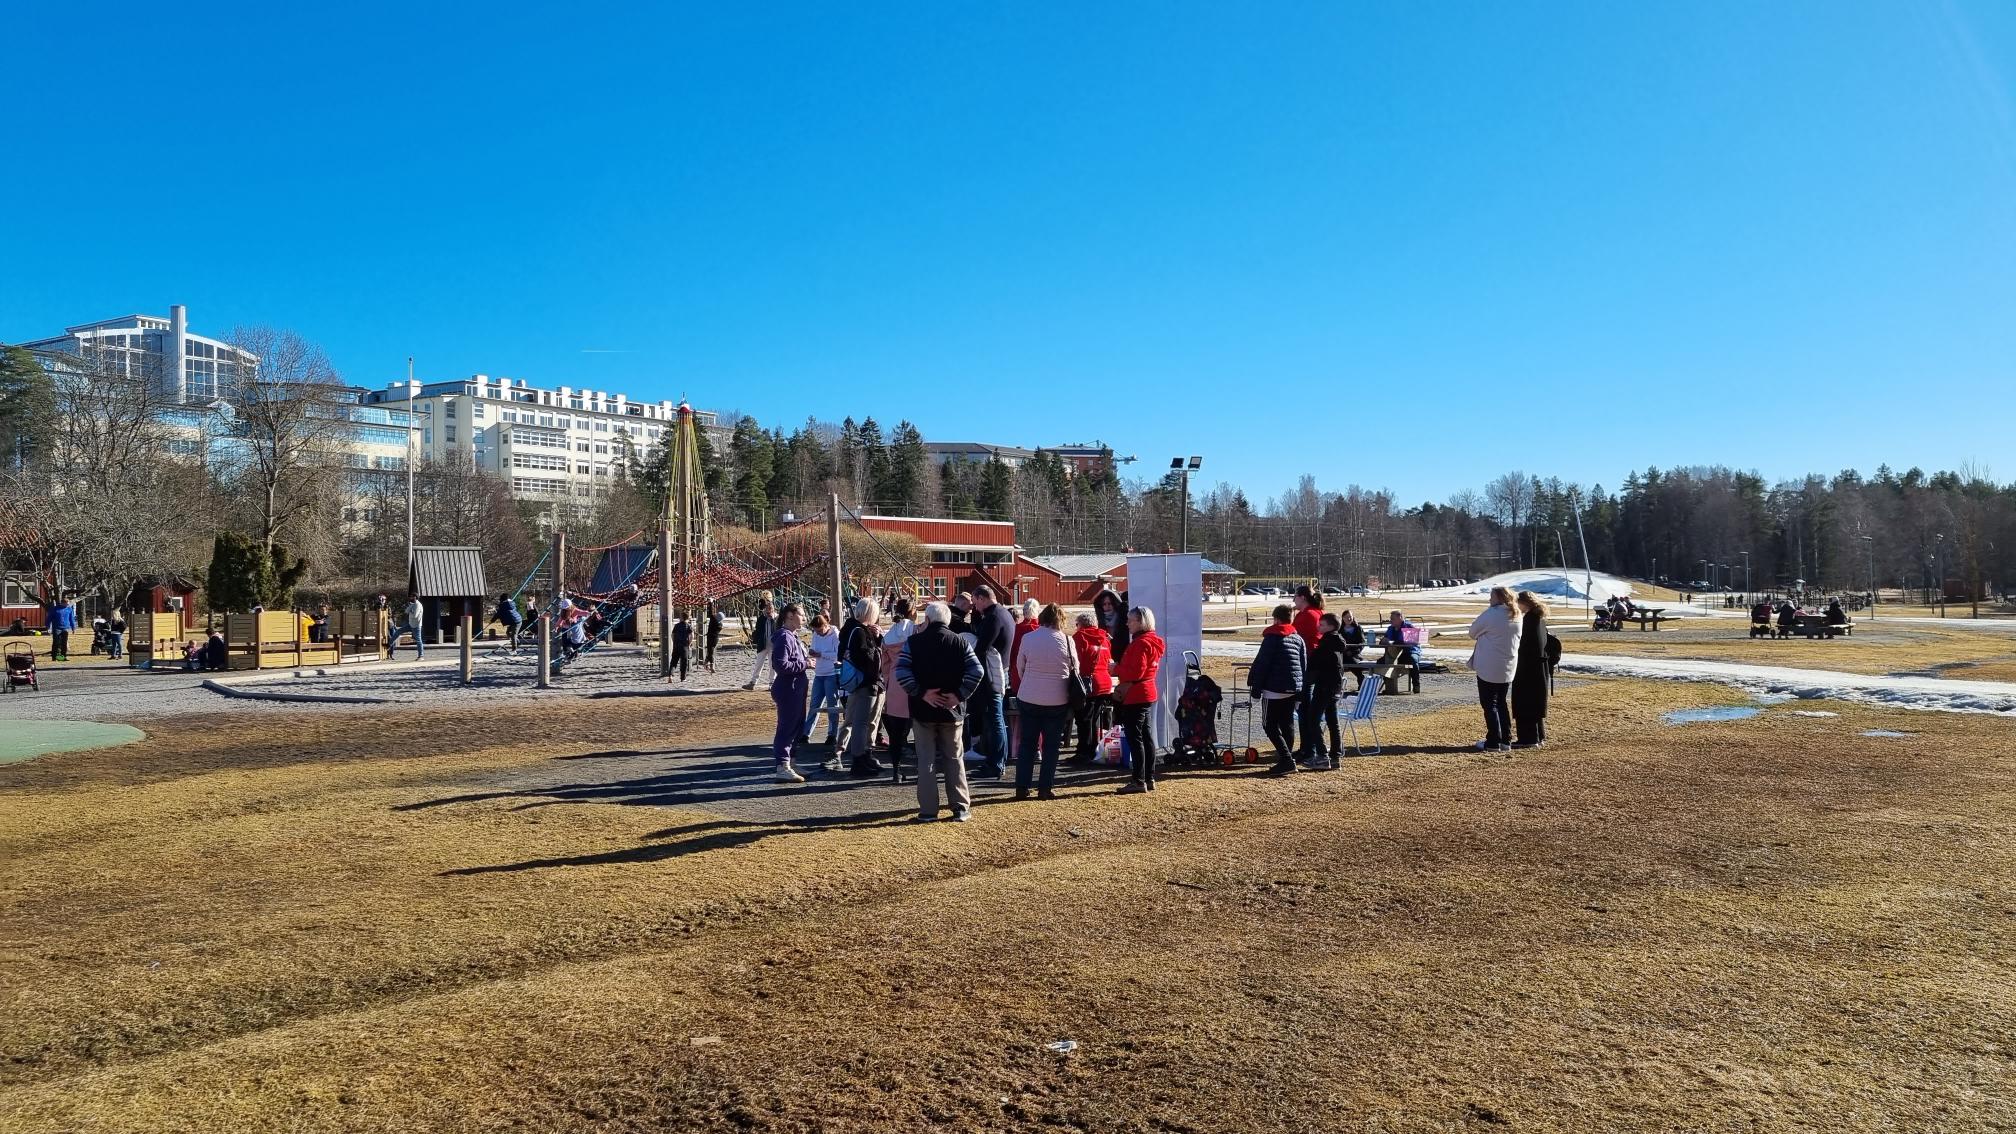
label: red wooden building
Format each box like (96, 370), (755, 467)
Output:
(855, 515), (1022, 601)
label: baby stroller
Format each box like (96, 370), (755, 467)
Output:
(1168, 651), (1223, 768)
(5, 642), (39, 692)
(1592, 608), (1619, 632)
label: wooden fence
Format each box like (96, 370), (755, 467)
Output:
(127, 608), (389, 670)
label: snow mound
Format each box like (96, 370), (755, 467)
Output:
(1420, 569), (1637, 604)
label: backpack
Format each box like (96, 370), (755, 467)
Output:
(836, 626), (866, 695)
(1544, 632), (1562, 668)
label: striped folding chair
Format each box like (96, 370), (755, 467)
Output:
(1343, 678), (1382, 756)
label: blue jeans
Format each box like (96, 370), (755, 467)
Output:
(1015, 701), (1070, 793)
(803, 673), (840, 741)
(969, 688), (1007, 772)
(387, 625), (423, 658)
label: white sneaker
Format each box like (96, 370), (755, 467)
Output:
(774, 762), (805, 783)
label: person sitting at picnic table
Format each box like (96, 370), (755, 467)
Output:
(1776, 600), (1800, 638)
(1338, 610), (1366, 662)
(1382, 610), (1416, 662)
(1825, 599), (1847, 626)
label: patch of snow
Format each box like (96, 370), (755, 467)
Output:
(1411, 569), (1641, 606)
(1199, 640), (2016, 716)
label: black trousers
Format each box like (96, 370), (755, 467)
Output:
(670, 644), (690, 680)
(1514, 715), (1545, 746)
(1296, 685), (1322, 756)
(1074, 693), (1113, 760)
(1118, 701), (1157, 783)
(1311, 686), (1342, 755)
(51, 629), (69, 659)
(1478, 679), (1512, 746)
(1262, 696), (1298, 758)
(883, 712), (911, 760)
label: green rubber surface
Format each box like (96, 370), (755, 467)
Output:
(0, 720), (146, 764)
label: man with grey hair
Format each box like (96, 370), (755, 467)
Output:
(896, 600), (984, 822)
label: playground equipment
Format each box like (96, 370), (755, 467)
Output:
(536, 403), (927, 679)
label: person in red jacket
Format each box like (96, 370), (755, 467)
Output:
(1005, 598), (1040, 762)
(1291, 586), (1326, 762)
(1113, 606), (1167, 794)
(1070, 610), (1117, 763)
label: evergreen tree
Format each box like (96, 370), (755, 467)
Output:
(0, 344), (55, 472)
(729, 416), (775, 526)
(977, 457), (1014, 520)
(207, 531), (275, 612)
(881, 421), (928, 513)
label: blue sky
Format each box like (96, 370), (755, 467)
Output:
(4, 2), (2012, 506)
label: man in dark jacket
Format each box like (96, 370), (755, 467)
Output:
(670, 615), (692, 683)
(1306, 613), (1349, 767)
(897, 601), (984, 822)
(706, 606), (724, 670)
(964, 585), (1017, 779)
(1250, 604), (1309, 775)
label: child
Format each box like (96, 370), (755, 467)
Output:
(1306, 613), (1349, 767)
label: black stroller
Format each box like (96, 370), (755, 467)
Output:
(1167, 650), (1224, 768)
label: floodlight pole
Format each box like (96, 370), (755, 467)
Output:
(405, 358), (417, 571)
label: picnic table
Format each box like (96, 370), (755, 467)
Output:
(1626, 607), (1674, 631)
(1343, 642), (1420, 695)
(1790, 614), (1853, 639)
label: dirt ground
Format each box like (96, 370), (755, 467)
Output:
(4, 672), (2014, 1132)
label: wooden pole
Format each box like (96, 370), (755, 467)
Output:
(536, 612), (552, 688)
(460, 604), (474, 684)
(658, 526), (674, 676)
(828, 491), (844, 621)
(553, 530), (568, 603)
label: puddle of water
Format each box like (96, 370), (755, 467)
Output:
(1861, 729), (1914, 738)
(1663, 706), (1763, 725)
(0, 720), (145, 763)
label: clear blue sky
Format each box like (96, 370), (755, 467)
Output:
(5, 2), (2012, 506)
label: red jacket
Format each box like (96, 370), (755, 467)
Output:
(1007, 618), (1038, 693)
(1114, 630), (1166, 705)
(1293, 608), (1324, 652)
(1073, 626), (1115, 696)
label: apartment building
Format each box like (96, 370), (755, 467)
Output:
(17, 304), (417, 473)
(361, 375), (719, 503)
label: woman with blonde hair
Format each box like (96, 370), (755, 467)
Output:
(1512, 590), (1551, 747)
(1466, 585), (1523, 752)
(837, 595), (886, 777)
(1012, 603), (1077, 801)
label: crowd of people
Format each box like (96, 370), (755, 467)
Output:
(747, 584), (1168, 821)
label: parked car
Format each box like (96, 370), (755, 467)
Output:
(1350, 585), (1368, 596)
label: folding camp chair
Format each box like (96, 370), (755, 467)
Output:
(1342, 679), (1382, 756)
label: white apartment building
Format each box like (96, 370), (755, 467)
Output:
(361, 374), (720, 503)
(22, 304), (258, 405)
(18, 304), (416, 473)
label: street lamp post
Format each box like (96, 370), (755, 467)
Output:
(1740, 551), (1751, 598)
(1858, 535), (1875, 620)
(405, 358), (417, 570)
(1170, 455), (1202, 554)
(1934, 533), (1945, 617)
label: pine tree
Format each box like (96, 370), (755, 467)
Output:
(978, 457), (1014, 520)
(729, 416), (774, 526)
(881, 421), (928, 513)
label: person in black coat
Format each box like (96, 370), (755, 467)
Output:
(1249, 604), (1309, 775)
(1306, 613), (1349, 764)
(1511, 591), (1550, 747)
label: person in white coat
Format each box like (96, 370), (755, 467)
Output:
(1467, 585), (1523, 751)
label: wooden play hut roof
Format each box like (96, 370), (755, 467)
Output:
(409, 546), (488, 599)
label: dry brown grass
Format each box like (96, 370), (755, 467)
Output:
(3, 680), (2014, 1132)
(1558, 620), (2016, 676)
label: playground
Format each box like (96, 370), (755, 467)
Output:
(2, 669), (2013, 1132)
